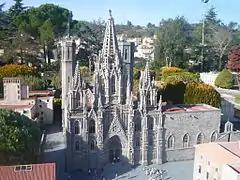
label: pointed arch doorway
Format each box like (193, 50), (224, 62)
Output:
(107, 135), (122, 163)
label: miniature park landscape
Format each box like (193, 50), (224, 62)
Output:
(1, 0), (240, 180)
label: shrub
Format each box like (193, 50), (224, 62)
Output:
(183, 82), (221, 108)
(162, 72), (200, 84)
(161, 81), (221, 108)
(23, 76), (48, 90)
(0, 64), (36, 79)
(215, 69), (233, 89)
(161, 67), (184, 76)
(133, 68), (141, 80)
(162, 81), (186, 104)
(80, 66), (89, 77)
(51, 74), (61, 89)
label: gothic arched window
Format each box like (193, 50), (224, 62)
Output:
(89, 120), (95, 134)
(147, 92), (151, 105)
(211, 131), (218, 142)
(183, 134), (190, 148)
(90, 140), (95, 150)
(197, 133), (203, 144)
(74, 121), (80, 134)
(225, 121), (233, 132)
(111, 76), (115, 94)
(75, 92), (81, 108)
(135, 137), (140, 147)
(148, 135), (153, 146)
(134, 119), (141, 132)
(167, 135), (174, 149)
(147, 117), (154, 130)
(75, 140), (80, 151)
(124, 49), (128, 60)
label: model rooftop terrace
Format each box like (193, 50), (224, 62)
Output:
(162, 104), (219, 113)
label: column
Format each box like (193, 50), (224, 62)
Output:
(141, 115), (148, 165)
(127, 111), (134, 164)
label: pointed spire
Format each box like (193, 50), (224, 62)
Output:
(145, 61), (151, 83)
(129, 91), (134, 107)
(98, 94), (102, 109)
(73, 60), (81, 88)
(158, 95), (162, 111)
(101, 10), (120, 67)
(109, 9), (112, 19)
(67, 11), (72, 37)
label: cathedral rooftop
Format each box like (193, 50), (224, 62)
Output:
(162, 104), (219, 113)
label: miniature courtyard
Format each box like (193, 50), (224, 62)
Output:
(40, 123), (193, 180)
(67, 160), (194, 180)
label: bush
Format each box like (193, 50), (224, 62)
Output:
(162, 72), (200, 84)
(51, 74), (61, 89)
(23, 76), (48, 90)
(162, 81), (221, 108)
(0, 64), (36, 79)
(162, 81), (186, 104)
(80, 66), (89, 77)
(161, 67), (184, 76)
(183, 82), (221, 108)
(215, 69), (233, 89)
(133, 68), (141, 80)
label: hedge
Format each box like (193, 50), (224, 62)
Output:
(215, 69), (233, 89)
(162, 72), (200, 84)
(162, 81), (221, 108)
(0, 64), (35, 79)
(161, 67), (184, 76)
(183, 82), (221, 108)
(162, 81), (186, 104)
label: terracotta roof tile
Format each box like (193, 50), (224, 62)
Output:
(0, 163), (56, 180)
(0, 104), (34, 109)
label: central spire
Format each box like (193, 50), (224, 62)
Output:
(101, 10), (120, 68)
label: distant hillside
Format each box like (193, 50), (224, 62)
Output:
(115, 24), (157, 38)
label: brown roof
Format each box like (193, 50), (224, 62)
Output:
(0, 104), (34, 109)
(0, 163), (56, 180)
(29, 90), (53, 95)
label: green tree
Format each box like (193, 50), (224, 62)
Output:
(127, 20), (133, 28)
(214, 69), (233, 89)
(39, 19), (55, 63)
(155, 16), (192, 68)
(9, 0), (27, 27)
(210, 27), (232, 70)
(146, 22), (155, 29)
(0, 109), (41, 154)
(0, 3), (9, 29)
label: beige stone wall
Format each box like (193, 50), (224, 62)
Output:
(36, 96), (54, 124)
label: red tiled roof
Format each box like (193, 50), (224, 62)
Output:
(0, 163), (56, 180)
(0, 104), (34, 109)
(29, 90), (53, 95)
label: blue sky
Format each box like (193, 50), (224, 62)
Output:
(4, 0), (240, 26)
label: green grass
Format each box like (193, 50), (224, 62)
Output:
(235, 95), (240, 104)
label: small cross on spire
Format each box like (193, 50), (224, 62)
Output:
(109, 9), (112, 18)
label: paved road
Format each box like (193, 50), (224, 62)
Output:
(40, 123), (68, 180)
(216, 88), (240, 96)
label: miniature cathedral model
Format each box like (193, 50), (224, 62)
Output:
(61, 10), (222, 172)
(61, 10), (158, 171)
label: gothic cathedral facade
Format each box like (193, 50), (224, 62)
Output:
(61, 10), (222, 172)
